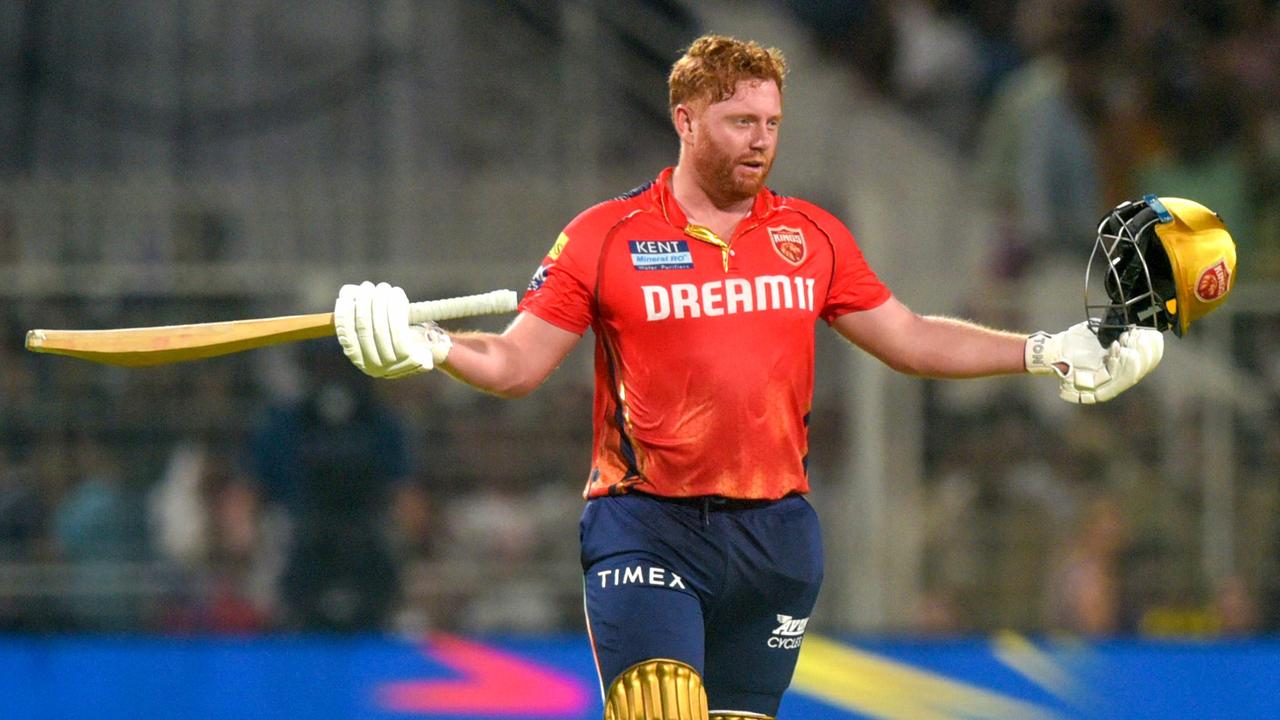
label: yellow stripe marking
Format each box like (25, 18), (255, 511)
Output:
(793, 635), (1061, 720)
(991, 631), (1091, 710)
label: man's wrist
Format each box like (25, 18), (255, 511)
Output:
(1024, 331), (1055, 375)
(425, 324), (452, 365)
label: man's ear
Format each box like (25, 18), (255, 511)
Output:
(672, 104), (695, 142)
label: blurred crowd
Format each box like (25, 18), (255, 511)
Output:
(0, 325), (592, 635)
(1, 0), (1279, 639)
(913, 374), (1275, 637)
(793, 0), (1280, 280)
(3, 308), (1274, 638)
(801, 0), (1279, 636)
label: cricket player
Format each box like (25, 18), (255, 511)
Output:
(333, 35), (1163, 720)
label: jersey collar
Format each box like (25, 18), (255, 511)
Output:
(654, 166), (779, 231)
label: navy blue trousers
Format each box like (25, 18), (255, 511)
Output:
(580, 492), (823, 716)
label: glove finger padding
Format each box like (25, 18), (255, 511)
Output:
(370, 282), (401, 368)
(1054, 325), (1163, 404)
(334, 283), (367, 371)
(353, 281), (386, 372)
(1092, 328), (1163, 403)
(385, 286), (439, 372)
(386, 284), (413, 358)
(334, 280), (437, 379)
(1125, 328), (1165, 376)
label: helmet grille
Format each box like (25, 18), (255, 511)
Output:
(1086, 200), (1177, 345)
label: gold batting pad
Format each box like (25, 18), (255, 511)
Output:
(605, 658), (709, 720)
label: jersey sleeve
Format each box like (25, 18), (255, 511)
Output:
(818, 211), (892, 323)
(518, 209), (604, 335)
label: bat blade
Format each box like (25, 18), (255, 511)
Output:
(25, 313), (336, 366)
(25, 288), (520, 367)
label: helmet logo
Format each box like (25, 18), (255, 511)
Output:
(768, 226), (806, 265)
(1195, 260), (1231, 302)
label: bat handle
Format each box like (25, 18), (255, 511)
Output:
(407, 289), (519, 323)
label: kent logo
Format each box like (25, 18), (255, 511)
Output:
(630, 240), (694, 271)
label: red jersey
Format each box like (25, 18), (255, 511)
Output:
(521, 168), (891, 500)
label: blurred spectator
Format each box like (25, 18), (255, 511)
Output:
(249, 343), (411, 632)
(387, 479), (437, 563)
(203, 475), (275, 633)
(383, 479), (439, 633)
(1045, 494), (1130, 636)
(0, 448), (44, 561)
(1129, 46), (1253, 254)
(149, 442), (276, 633)
(0, 447), (54, 631)
(150, 442), (214, 570)
(1212, 574), (1260, 636)
(0, 438), (82, 624)
(1222, 2), (1280, 276)
(912, 584), (971, 636)
(964, 0), (1025, 104)
(445, 467), (559, 633)
(975, 0), (1118, 278)
(51, 436), (150, 631)
(920, 413), (985, 611)
(887, 0), (987, 149)
(0, 319), (38, 441)
(784, 0), (898, 94)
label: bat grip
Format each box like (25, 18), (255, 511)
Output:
(407, 289), (519, 323)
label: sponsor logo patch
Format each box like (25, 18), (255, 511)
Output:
(1194, 260), (1231, 302)
(768, 614), (809, 649)
(594, 564), (687, 590)
(527, 264), (550, 293)
(629, 240), (693, 271)
(641, 275), (816, 320)
(547, 232), (570, 261)
(768, 226), (806, 265)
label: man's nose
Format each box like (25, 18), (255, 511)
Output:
(749, 124), (771, 149)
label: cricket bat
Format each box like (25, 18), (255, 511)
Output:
(24, 289), (519, 367)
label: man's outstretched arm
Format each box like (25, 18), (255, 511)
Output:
(441, 312), (582, 398)
(832, 295), (1163, 404)
(832, 296), (1026, 378)
(333, 281), (581, 398)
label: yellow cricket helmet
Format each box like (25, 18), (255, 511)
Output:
(1086, 195), (1236, 344)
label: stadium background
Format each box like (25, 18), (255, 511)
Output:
(1, 0), (1278, 717)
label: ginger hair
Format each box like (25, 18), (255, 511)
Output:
(668, 34), (787, 110)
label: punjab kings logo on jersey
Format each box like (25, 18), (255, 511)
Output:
(768, 226), (806, 265)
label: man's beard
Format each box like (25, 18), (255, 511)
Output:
(693, 143), (773, 205)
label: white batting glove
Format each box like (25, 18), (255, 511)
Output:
(1087, 327), (1164, 403)
(1025, 321), (1163, 404)
(333, 281), (453, 379)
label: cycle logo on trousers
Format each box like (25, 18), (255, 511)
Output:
(769, 614), (809, 649)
